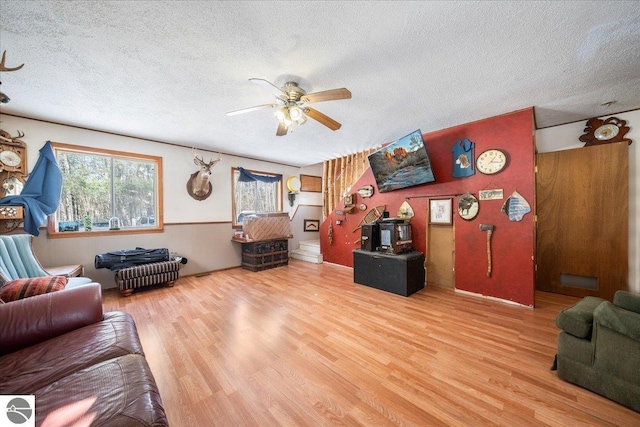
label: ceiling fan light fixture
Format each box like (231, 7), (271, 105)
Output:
(289, 105), (304, 121)
(276, 107), (292, 126)
(234, 78), (350, 135)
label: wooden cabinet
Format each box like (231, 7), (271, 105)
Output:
(238, 238), (289, 272)
(353, 249), (425, 297)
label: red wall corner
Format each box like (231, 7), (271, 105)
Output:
(320, 108), (536, 306)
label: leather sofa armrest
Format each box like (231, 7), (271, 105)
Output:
(0, 283), (103, 356)
(594, 300), (640, 341)
(614, 290), (640, 314)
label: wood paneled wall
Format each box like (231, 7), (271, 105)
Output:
(322, 149), (377, 219)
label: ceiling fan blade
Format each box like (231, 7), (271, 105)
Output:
(249, 78), (287, 99)
(226, 103), (277, 116)
(304, 107), (342, 131)
(301, 88), (351, 104)
(276, 122), (288, 136)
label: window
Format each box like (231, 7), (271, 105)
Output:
(231, 167), (282, 228)
(48, 143), (163, 236)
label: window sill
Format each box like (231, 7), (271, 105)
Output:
(47, 227), (164, 239)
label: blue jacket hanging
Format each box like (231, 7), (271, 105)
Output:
(0, 141), (62, 236)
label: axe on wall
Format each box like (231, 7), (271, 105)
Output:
(479, 224), (494, 277)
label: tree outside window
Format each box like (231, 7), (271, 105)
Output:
(232, 167), (282, 228)
(48, 143), (163, 236)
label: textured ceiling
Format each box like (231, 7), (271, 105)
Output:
(1, 1), (639, 166)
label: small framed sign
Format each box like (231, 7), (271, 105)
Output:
(304, 219), (320, 232)
(429, 198), (453, 225)
(479, 189), (504, 200)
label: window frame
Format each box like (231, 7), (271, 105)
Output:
(47, 142), (164, 238)
(231, 167), (283, 229)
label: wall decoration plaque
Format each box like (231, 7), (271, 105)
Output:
(479, 189), (504, 200)
(451, 138), (475, 178)
(458, 193), (479, 221)
(501, 190), (531, 221)
(579, 116), (632, 146)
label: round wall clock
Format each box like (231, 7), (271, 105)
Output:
(0, 150), (22, 168)
(579, 116), (632, 146)
(476, 149), (507, 175)
(594, 124), (619, 141)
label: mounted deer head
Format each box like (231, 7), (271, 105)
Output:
(186, 149), (221, 200)
(0, 51), (25, 104)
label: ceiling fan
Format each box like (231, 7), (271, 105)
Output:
(227, 78), (352, 136)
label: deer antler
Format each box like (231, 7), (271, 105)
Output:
(0, 51), (24, 72)
(208, 153), (222, 166)
(0, 130), (25, 144)
(192, 147), (205, 166)
(12, 130), (25, 141)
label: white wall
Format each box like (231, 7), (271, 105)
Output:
(1, 115), (305, 222)
(296, 163), (323, 207)
(536, 109), (639, 293)
(289, 163), (324, 245)
(0, 114), (324, 287)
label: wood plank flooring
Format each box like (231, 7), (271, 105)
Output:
(102, 260), (640, 426)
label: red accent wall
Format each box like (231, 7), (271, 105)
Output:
(320, 109), (535, 306)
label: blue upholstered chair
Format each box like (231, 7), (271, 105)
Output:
(0, 234), (92, 289)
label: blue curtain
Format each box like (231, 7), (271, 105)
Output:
(0, 141), (62, 236)
(237, 167), (282, 183)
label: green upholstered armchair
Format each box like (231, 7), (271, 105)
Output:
(554, 290), (640, 412)
(0, 234), (92, 289)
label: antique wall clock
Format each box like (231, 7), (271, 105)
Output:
(0, 149), (22, 169)
(579, 116), (632, 146)
(0, 130), (28, 196)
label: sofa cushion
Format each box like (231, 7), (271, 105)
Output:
(556, 296), (606, 339)
(0, 311), (144, 395)
(594, 300), (640, 342)
(31, 354), (168, 427)
(0, 276), (67, 302)
(613, 291), (640, 314)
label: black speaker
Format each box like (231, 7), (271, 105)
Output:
(361, 223), (380, 251)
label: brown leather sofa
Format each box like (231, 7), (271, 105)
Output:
(0, 283), (168, 426)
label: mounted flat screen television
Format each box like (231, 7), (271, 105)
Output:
(368, 129), (436, 193)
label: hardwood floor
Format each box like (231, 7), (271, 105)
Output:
(102, 260), (640, 426)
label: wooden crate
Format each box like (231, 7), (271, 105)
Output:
(242, 212), (291, 241)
